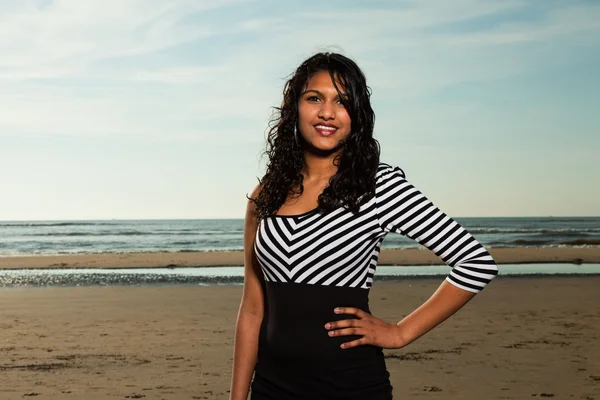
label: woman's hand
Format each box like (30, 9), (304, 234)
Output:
(324, 307), (406, 350)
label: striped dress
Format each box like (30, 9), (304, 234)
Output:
(250, 162), (498, 400)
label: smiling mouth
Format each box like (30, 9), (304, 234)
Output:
(314, 125), (337, 136)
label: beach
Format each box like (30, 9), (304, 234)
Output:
(1, 247), (599, 399)
(1, 247), (599, 269)
(0, 274), (598, 399)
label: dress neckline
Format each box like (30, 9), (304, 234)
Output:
(272, 207), (320, 218)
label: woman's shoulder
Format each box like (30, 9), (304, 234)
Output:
(245, 182), (264, 216)
(376, 161), (406, 180)
(248, 182), (264, 199)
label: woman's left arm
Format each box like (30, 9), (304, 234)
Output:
(326, 280), (476, 349)
(394, 279), (476, 347)
(326, 164), (498, 349)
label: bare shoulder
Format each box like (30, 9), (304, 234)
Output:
(246, 182), (264, 213)
(245, 182), (264, 224)
(248, 182), (263, 200)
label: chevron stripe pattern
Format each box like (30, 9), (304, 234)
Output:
(254, 162), (498, 293)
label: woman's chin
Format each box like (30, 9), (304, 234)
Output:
(303, 139), (344, 155)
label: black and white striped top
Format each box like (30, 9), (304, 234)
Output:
(251, 162), (498, 398)
(254, 162), (498, 293)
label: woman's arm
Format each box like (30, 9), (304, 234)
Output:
(376, 163), (497, 344)
(326, 163), (498, 349)
(375, 163), (498, 294)
(326, 280), (477, 349)
(229, 184), (265, 400)
(395, 280), (476, 347)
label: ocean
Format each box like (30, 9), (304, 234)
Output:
(1, 263), (600, 289)
(0, 216), (599, 257)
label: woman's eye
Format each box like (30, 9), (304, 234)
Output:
(305, 96), (346, 105)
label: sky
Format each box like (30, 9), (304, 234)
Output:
(0, 0), (598, 220)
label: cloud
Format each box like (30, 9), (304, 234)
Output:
(131, 67), (219, 85)
(0, 0), (248, 77)
(0, 0), (598, 142)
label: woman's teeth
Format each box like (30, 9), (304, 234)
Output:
(315, 125), (337, 136)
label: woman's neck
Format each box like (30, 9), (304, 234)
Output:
(301, 152), (339, 181)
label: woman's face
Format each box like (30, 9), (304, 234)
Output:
(297, 70), (352, 153)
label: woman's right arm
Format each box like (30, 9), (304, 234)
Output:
(229, 184), (265, 400)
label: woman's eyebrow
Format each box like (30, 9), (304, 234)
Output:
(301, 89), (322, 96)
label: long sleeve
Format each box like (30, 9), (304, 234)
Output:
(374, 163), (498, 293)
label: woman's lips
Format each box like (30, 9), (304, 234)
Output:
(314, 124), (337, 136)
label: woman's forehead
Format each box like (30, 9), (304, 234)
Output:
(304, 70), (347, 93)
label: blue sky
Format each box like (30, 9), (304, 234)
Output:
(0, 0), (598, 220)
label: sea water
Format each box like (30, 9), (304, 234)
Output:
(1, 216), (599, 257)
(1, 263), (599, 288)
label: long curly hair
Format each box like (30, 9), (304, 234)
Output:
(250, 52), (381, 223)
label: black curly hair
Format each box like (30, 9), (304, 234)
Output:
(250, 52), (381, 223)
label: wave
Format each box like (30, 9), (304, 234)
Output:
(558, 238), (600, 246)
(509, 238), (600, 246)
(0, 222), (117, 227)
(15, 229), (600, 238)
(0, 248), (243, 257)
(9, 229), (243, 237)
(511, 239), (551, 246)
(3, 241), (600, 258)
(18, 231), (239, 238)
(493, 217), (600, 223)
(23, 231), (156, 237)
(470, 228), (600, 234)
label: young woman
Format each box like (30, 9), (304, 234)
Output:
(230, 52), (498, 400)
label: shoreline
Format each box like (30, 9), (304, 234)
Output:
(0, 247), (598, 270)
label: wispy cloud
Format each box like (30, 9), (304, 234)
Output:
(0, 0), (247, 77)
(0, 0), (598, 141)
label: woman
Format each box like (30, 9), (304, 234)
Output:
(230, 52), (498, 400)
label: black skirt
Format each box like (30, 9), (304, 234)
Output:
(250, 350), (394, 400)
(249, 282), (394, 400)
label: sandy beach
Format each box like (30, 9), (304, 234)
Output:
(1, 247), (599, 399)
(0, 247), (599, 270)
(0, 276), (598, 399)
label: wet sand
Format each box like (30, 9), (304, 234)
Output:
(0, 276), (599, 399)
(0, 246), (598, 270)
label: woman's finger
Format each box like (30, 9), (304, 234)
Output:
(334, 307), (368, 319)
(327, 327), (364, 337)
(324, 318), (360, 330)
(340, 337), (368, 349)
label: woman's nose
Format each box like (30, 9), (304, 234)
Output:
(318, 101), (335, 120)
